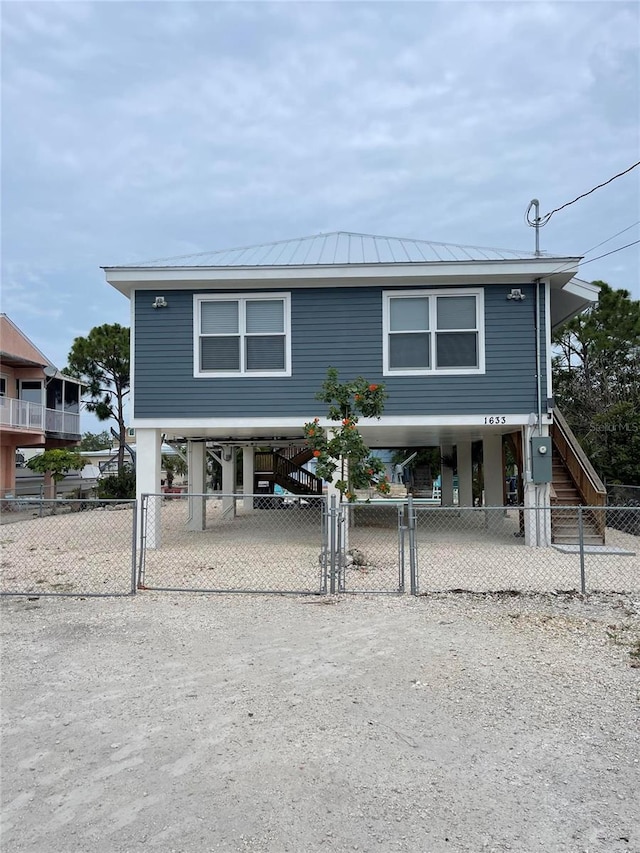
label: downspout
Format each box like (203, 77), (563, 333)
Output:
(535, 278), (543, 437)
(535, 278), (543, 545)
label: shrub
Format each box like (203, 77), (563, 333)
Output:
(98, 469), (136, 500)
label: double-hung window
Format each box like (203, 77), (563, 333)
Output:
(195, 294), (291, 377)
(383, 289), (484, 375)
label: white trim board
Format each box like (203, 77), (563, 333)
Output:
(132, 414), (534, 429)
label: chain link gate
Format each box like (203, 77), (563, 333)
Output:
(137, 493), (327, 594)
(325, 497), (412, 594)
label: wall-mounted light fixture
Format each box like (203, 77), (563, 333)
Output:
(152, 296), (168, 309)
(507, 288), (526, 301)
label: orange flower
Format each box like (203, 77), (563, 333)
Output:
(368, 384), (378, 391)
(342, 418), (350, 425)
(313, 450), (321, 458)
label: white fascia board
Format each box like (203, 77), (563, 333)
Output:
(104, 258), (581, 297)
(131, 414), (532, 430)
(562, 278), (600, 301)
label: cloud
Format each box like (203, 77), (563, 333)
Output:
(1, 0), (638, 313)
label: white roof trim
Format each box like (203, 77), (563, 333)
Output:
(105, 257), (581, 296)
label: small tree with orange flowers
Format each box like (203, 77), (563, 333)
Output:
(303, 367), (390, 502)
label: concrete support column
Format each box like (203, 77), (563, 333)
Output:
(221, 447), (236, 519)
(187, 441), (206, 531)
(482, 434), (503, 508)
(242, 446), (255, 511)
(522, 426), (552, 547)
(457, 440), (473, 508)
(136, 428), (162, 548)
(0, 443), (17, 497)
(440, 444), (454, 506)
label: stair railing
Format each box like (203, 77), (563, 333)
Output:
(551, 408), (606, 538)
(273, 452), (323, 495)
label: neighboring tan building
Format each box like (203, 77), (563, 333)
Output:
(0, 314), (83, 498)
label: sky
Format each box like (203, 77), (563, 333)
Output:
(2, 0), (639, 431)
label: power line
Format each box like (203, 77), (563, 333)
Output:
(526, 161), (640, 228)
(541, 231), (640, 280)
(575, 239), (640, 269)
(580, 220), (640, 257)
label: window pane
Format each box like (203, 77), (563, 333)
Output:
(64, 382), (79, 412)
(246, 336), (285, 371)
(389, 333), (430, 368)
(436, 332), (478, 367)
(437, 296), (476, 330)
(390, 298), (429, 331)
(20, 381), (43, 404)
(201, 301), (238, 334)
(246, 300), (284, 334)
(200, 337), (240, 371)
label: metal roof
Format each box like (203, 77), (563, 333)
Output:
(117, 231), (551, 268)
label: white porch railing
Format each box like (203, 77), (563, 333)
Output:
(0, 398), (80, 436)
(44, 408), (81, 436)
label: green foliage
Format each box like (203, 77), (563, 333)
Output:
(552, 282), (640, 484)
(79, 430), (112, 452)
(26, 449), (85, 483)
(66, 324), (130, 473)
(162, 452), (188, 487)
(303, 367), (389, 501)
(97, 468), (136, 500)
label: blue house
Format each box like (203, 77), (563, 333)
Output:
(103, 231), (604, 546)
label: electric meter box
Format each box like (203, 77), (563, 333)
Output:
(531, 436), (552, 483)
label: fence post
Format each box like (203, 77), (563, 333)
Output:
(397, 505), (405, 593)
(578, 505), (586, 594)
(137, 494), (148, 590)
(329, 494), (337, 595)
(131, 499), (138, 595)
(408, 495), (418, 595)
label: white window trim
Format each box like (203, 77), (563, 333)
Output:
(194, 292), (292, 378)
(382, 288), (485, 376)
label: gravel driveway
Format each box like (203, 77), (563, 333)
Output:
(1, 592), (639, 853)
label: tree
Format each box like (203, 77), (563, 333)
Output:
(65, 324), (130, 474)
(303, 367), (390, 501)
(26, 449), (85, 499)
(162, 452), (188, 489)
(552, 282), (640, 484)
(79, 430), (112, 452)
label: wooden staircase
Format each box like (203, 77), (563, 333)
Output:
(254, 447), (323, 496)
(550, 410), (606, 545)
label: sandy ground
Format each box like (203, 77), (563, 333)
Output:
(1, 591), (639, 853)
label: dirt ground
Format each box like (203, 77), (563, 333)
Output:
(1, 591), (639, 853)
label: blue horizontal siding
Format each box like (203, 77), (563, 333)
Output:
(133, 284), (546, 418)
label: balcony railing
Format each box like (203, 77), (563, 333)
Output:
(44, 408), (81, 436)
(0, 398), (80, 437)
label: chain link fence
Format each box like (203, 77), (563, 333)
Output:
(607, 483), (640, 507)
(138, 493), (326, 594)
(0, 498), (137, 596)
(4, 495), (633, 599)
(410, 503), (639, 594)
